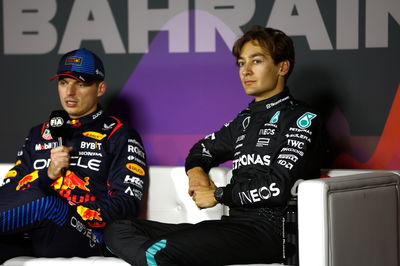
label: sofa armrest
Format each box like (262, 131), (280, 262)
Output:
(298, 171), (400, 266)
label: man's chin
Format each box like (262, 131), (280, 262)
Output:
(64, 109), (80, 119)
(244, 90), (257, 97)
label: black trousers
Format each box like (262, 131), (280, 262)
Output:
(104, 215), (283, 266)
(0, 180), (103, 263)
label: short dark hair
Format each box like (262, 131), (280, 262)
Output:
(232, 26), (295, 79)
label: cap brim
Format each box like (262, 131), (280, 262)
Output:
(49, 73), (101, 83)
(49, 73), (85, 82)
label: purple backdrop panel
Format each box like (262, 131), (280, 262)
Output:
(112, 13), (252, 165)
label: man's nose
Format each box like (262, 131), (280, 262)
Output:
(242, 63), (252, 76)
(66, 84), (76, 95)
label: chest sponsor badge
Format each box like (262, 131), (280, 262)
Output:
(83, 131), (107, 140)
(42, 128), (53, 140)
(269, 111), (280, 123)
(296, 112), (316, 129)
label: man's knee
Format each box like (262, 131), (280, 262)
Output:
(104, 220), (129, 251)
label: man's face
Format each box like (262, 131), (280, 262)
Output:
(57, 77), (105, 119)
(237, 41), (286, 102)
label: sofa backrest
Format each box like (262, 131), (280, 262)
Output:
(142, 166), (230, 223)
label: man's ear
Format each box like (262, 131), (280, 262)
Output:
(97, 81), (107, 97)
(278, 60), (290, 77)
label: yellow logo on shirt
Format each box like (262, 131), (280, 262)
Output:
(4, 170), (17, 179)
(83, 131), (107, 140)
(126, 163), (145, 176)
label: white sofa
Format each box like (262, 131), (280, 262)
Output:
(1, 164), (399, 266)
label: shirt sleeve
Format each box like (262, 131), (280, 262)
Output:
(1, 126), (48, 189)
(185, 120), (237, 173)
(78, 126), (148, 228)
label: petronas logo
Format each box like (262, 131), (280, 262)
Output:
(296, 112), (317, 129)
(269, 111), (280, 123)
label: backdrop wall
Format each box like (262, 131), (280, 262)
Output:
(1, 0), (399, 169)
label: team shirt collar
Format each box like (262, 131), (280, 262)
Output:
(248, 88), (293, 113)
(69, 106), (104, 127)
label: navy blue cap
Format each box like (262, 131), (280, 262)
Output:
(50, 48), (105, 83)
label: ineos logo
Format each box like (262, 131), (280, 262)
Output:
(50, 117), (64, 127)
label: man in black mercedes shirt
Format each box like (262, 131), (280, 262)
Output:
(0, 48), (147, 263)
(105, 25), (326, 265)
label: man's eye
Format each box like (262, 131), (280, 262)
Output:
(253, 59), (262, 64)
(237, 61), (245, 67)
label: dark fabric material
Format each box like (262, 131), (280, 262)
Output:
(0, 233), (33, 263)
(105, 216), (283, 266)
(0, 180), (102, 262)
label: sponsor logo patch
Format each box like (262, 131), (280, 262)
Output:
(278, 160), (294, 170)
(83, 131), (107, 140)
(238, 183), (280, 205)
(124, 175), (144, 189)
(126, 163), (145, 176)
(233, 154), (270, 170)
(103, 123), (116, 131)
(269, 111), (280, 123)
(51, 170), (90, 191)
(77, 206), (102, 221)
(4, 170), (17, 179)
(42, 128), (53, 140)
(80, 141), (102, 150)
(242, 116), (250, 130)
(259, 128), (275, 136)
(92, 110), (103, 120)
(297, 112), (317, 129)
(236, 135), (245, 143)
(124, 186), (143, 199)
(35, 142), (58, 151)
(256, 138), (270, 147)
(65, 56), (82, 66)
(16, 171), (39, 190)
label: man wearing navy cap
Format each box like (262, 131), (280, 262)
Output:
(0, 48), (148, 262)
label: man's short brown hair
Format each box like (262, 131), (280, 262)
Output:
(232, 26), (295, 79)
